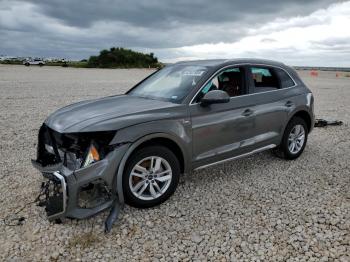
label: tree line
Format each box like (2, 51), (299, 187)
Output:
(0, 47), (162, 68)
(87, 47), (161, 68)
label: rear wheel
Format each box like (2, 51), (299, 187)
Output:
(123, 145), (180, 208)
(274, 117), (308, 160)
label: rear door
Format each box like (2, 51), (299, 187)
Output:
(246, 65), (296, 147)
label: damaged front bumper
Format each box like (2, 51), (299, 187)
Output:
(36, 171), (67, 220)
(31, 124), (130, 222)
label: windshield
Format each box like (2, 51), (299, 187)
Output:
(128, 65), (208, 103)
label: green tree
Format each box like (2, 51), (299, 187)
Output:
(87, 47), (161, 68)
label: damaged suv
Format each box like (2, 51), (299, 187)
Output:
(32, 59), (314, 226)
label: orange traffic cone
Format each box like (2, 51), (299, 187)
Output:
(310, 70), (318, 77)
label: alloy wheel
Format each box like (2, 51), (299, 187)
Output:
(288, 124), (305, 154)
(129, 156), (173, 201)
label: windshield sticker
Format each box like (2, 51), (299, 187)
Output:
(182, 70), (206, 76)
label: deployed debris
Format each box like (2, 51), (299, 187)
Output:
(104, 200), (121, 233)
(314, 118), (343, 127)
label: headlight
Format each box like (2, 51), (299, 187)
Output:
(82, 144), (100, 167)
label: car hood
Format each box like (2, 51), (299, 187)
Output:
(45, 95), (184, 133)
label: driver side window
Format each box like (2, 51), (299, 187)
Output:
(194, 67), (244, 103)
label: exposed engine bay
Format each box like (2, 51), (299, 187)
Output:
(35, 124), (116, 169)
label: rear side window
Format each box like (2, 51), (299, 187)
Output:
(274, 68), (295, 88)
(251, 67), (279, 93)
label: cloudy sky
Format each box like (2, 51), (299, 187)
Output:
(0, 0), (349, 66)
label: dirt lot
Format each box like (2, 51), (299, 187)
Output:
(0, 65), (349, 261)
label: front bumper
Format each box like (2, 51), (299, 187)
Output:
(32, 143), (129, 221)
(38, 171), (67, 220)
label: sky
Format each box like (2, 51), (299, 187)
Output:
(0, 0), (349, 66)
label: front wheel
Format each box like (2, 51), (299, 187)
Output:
(274, 117), (308, 160)
(123, 145), (180, 208)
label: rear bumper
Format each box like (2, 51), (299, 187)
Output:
(32, 143), (130, 221)
(310, 113), (315, 133)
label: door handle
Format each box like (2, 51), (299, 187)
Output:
(285, 101), (294, 107)
(242, 109), (254, 117)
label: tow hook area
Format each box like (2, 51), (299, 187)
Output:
(78, 180), (112, 209)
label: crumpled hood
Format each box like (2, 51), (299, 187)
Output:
(45, 95), (183, 133)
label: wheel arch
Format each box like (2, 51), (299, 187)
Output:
(114, 133), (189, 204)
(130, 135), (185, 174)
(289, 110), (312, 133)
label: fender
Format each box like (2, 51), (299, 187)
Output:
(114, 131), (192, 205)
(283, 105), (314, 135)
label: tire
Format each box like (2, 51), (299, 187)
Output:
(39, 63), (43, 67)
(25, 63), (29, 66)
(123, 145), (180, 208)
(274, 117), (308, 160)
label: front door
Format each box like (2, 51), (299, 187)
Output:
(189, 66), (257, 169)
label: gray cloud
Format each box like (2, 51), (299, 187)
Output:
(0, 0), (348, 66)
(22, 0), (335, 28)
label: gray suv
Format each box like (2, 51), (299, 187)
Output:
(32, 59), (314, 222)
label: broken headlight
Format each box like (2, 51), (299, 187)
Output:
(55, 131), (117, 170)
(82, 144), (100, 168)
(36, 124), (117, 170)
(44, 144), (54, 154)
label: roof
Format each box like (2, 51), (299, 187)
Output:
(175, 58), (287, 68)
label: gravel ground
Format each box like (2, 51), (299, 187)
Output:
(0, 65), (349, 261)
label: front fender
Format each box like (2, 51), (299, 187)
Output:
(111, 119), (192, 167)
(110, 119), (192, 204)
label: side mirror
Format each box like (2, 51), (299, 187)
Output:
(200, 90), (230, 106)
